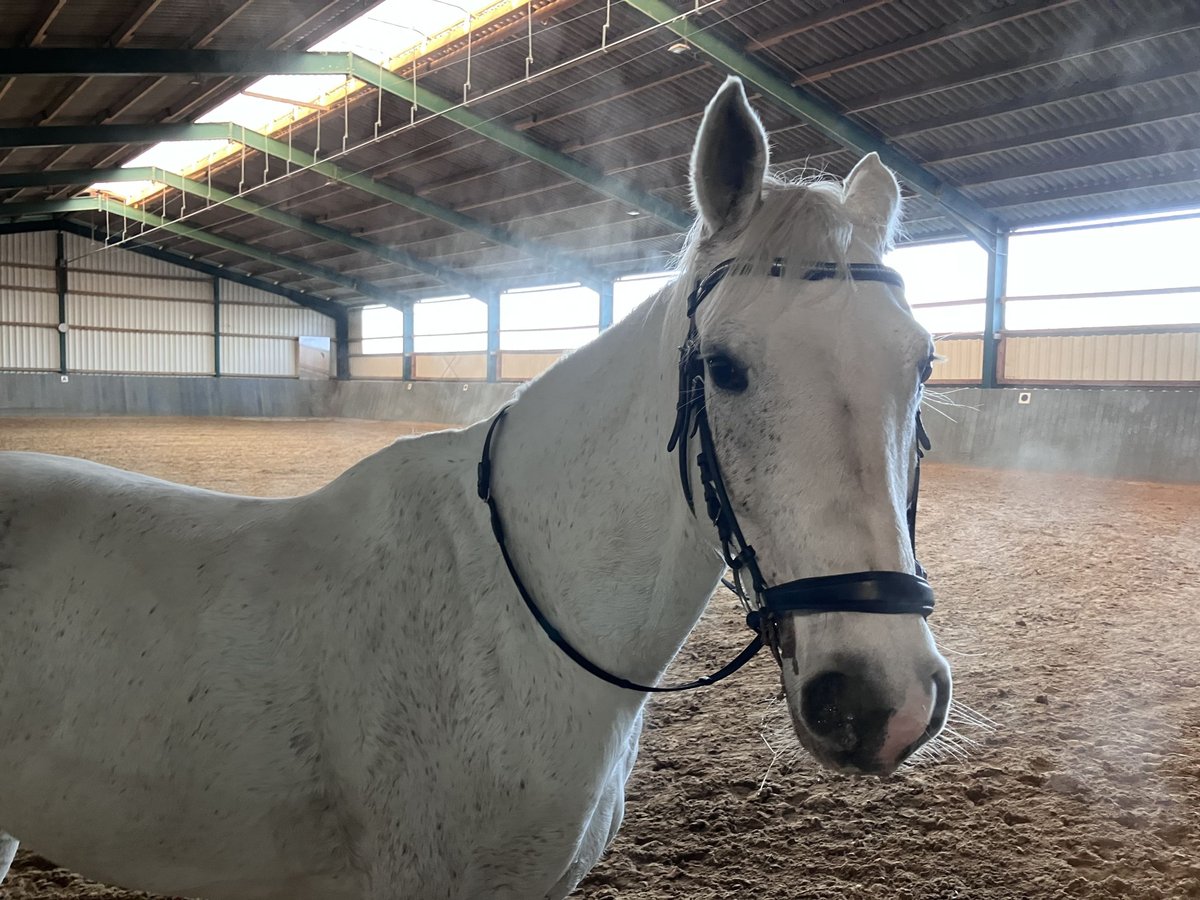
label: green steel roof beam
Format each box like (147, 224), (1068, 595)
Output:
(343, 56), (693, 231)
(619, 0), (1003, 249)
(229, 128), (610, 290)
(9, 166), (491, 299)
(0, 196), (403, 307)
(0, 49), (693, 231)
(0, 122), (608, 289)
(0, 48), (353, 77)
(0, 122), (229, 147)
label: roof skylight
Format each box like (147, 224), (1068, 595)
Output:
(89, 0), (525, 204)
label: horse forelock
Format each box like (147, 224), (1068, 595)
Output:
(666, 173), (855, 316)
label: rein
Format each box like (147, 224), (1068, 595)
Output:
(477, 257), (934, 692)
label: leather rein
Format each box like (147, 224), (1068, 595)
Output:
(477, 257), (934, 692)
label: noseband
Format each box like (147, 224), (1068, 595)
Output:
(478, 256), (934, 692)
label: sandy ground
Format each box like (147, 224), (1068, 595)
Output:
(1, 416), (1197, 900)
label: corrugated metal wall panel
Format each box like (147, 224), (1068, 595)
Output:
(220, 302), (336, 339)
(0, 288), (57, 325)
(350, 354), (405, 378)
(1004, 333), (1200, 382)
(0, 325), (57, 371)
(930, 337), (983, 383)
(67, 330), (213, 374)
(221, 335), (297, 377)
(0, 232), (57, 371)
(0, 231), (55, 266)
(63, 232), (198, 280)
(0, 264), (55, 293)
(0, 231), (341, 379)
(70, 268), (211, 303)
(68, 294), (213, 333)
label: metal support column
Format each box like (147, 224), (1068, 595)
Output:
(54, 229), (67, 374)
(486, 291), (501, 383)
(981, 231), (1009, 388)
(334, 310), (350, 381)
(402, 305), (415, 381)
(599, 280), (614, 330)
(212, 275), (221, 377)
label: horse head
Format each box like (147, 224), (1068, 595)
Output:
(679, 78), (951, 775)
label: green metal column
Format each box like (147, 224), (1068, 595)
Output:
(981, 232), (1010, 388)
(212, 275), (221, 377)
(402, 305), (415, 381)
(599, 281), (614, 330)
(334, 310), (350, 381)
(55, 230), (67, 375)
(486, 292), (501, 383)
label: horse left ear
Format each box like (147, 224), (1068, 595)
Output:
(690, 77), (769, 235)
(843, 153), (902, 250)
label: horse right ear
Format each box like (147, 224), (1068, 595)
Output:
(690, 77), (769, 236)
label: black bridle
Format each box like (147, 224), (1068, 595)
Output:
(477, 256), (934, 692)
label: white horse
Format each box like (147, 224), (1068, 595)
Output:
(0, 78), (950, 899)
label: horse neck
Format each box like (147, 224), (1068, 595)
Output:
(491, 287), (724, 687)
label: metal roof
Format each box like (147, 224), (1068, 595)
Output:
(0, 0), (1196, 307)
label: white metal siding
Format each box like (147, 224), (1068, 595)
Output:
(219, 281), (335, 377)
(0, 261), (56, 294)
(220, 302), (335, 339)
(221, 335), (297, 377)
(63, 232), (196, 280)
(53, 232), (217, 374)
(68, 330), (213, 374)
(0, 237), (58, 370)
(221, 281), (297, 307)
(69, 293), (213, 332)
(0, 231), (55, 267)
(1, 287), (57, 325)
(70, 268), (211, 303)
(1004, 333), (1200, 382)
(0, 325), (57, 371)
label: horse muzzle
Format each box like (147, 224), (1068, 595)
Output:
(786, 656), (951, 776)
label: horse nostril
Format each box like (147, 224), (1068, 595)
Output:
(801, 670), (854, 746)
(928, 669), (951, 735)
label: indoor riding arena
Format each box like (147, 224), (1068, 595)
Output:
(1, 1), (1198, 899)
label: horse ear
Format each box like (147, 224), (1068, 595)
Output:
(843, 153), (902, 250)
(690, 77), (769, 235)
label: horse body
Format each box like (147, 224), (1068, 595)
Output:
(0, 78), (952, 898)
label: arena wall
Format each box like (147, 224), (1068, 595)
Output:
(926, 387), (1199, 483)
(0, 373), (517, 426)
(1, 373), (1195, 483)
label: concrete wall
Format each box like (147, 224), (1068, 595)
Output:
(327, 380), (518, 425)
(926, 387), (1199, 483)
(2, 375), (1196, 483)
(0, 373), (517, 427)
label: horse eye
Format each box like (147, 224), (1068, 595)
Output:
(706, 355), (748, 392)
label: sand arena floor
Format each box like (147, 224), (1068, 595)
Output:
(0, 416), (1197, 900)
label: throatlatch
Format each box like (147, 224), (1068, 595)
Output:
(478, 256), (935, 692)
